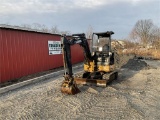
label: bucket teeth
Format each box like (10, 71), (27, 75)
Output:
(61, 78), (81, 95)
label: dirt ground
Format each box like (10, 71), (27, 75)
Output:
(0, 56), (160, 120)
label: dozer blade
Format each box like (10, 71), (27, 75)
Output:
(61, 80), (81, 95)
(75, 78), (108, 87)
(75, 71), (118, 87)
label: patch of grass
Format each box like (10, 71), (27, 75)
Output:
(119, 48), (160, 60)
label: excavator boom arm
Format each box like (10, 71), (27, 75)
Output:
(62, 33), (92, 77)
(61, 33), (92, 94)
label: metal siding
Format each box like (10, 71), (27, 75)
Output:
(19, 31), (26, 77)
(14, 31), (23, 78)
(0, 29), (3, 83)
(22, 32), (28, 75)
(10, 30), (17, 79)
(3, 30), (11, 81)
(46, 34), (63, 69)
(0, 28), (85, 83)
(71, 45), (84, 64)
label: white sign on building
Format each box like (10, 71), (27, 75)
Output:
(48, 41), (62, 55)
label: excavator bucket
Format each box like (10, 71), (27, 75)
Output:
(61, 77), (81, 95)
(61, 83), (80, 95)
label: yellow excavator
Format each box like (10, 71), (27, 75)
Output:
(61, 32), (118, 95)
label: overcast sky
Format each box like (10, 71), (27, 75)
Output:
(0, 0), (159, 39)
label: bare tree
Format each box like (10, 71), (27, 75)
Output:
(41, 24), (49, 32)
(21, 24), (32, 29)
(86, 25), (93, 39)
(20, 23), (71, 35)
(86, 25), (95, 51)
(32, 23), (42, 30)
(151, 27), (160, 48)
(50, 26), (59, 34)
(60, 31), (71, 35)
(32, 23), (49, 32)
(130, 19), (155, 45)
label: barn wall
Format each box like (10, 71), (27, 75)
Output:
(0, 28), (84, 83)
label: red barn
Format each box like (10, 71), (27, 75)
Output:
(0, 25), (84, 83)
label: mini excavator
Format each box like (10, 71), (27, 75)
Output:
(61, 32), (118, 95)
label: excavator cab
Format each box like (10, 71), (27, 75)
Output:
(93, 31), (115, 67)
(92, 31), (113, 53)
(83, 31), (115, 73)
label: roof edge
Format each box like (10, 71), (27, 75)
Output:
(0, 24), (61, 36)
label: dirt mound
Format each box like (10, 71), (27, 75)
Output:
(122, 59), (148, 71)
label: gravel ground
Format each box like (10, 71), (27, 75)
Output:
(0, 58), (160, 120)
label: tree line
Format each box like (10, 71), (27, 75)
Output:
(3, 19), (159, 49)
(21, 23), (70, 35)
(129, 19), (160, 48)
